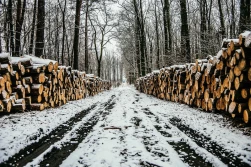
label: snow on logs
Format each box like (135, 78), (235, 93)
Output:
(0, 54), (112, 113)
(135, 33), (251, 125)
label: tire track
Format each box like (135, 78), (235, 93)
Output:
(130, 116), (170, 165)
(169, 117), (249, 167)
(143, 109), (213, 167)
(38, 95), (116, 167)
(0, 95), (115, 167)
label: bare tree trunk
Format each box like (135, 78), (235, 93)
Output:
(35, 0), (45, 57)
(73, 0), (82, 69)
(85, 0), (89, 73)
(155, 0), (160, 69)
(135, 16), (141, 77)
(247, 0), (251, 26)
(230, 0), (235, 38)
(239, 0), (246, 33)
(29, 0), (37, 54)
(14, 0), (26, 56)
(139, 0), (148, 74)
(8, 0), (14, 55)
(218, 0), (225, 38)
(55, 6), (60, 61)
(162, 0), (172, 65)
(58, 0), (66, 65)
(133, 0), (146, 76)
(200, 0), (207, 57)
(3, 0), (9, 52)
(180, 0), (190, 62)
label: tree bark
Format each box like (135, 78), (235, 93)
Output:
(135, 16), (141, 77)
(29, 0), (37, 54)
(230, 0), (235, 38)
(180, 0), (190, 62)
(155, 0), (160, 69)
(200, 0), (207, 57)
(73, 0), (82, 70)
(247, 0), (251, 26)
(133, 0), (146, 76)
(58, 0), (67, 65)
(163, 0), (172, 66)
(218, 0), (225, 38)
(139, 0), (148, 74)
(85, 0), (89, 73)
(7, 0), (14, 55)
(35, 0), (45, 57)
(239, 0), (246, 33)
(3, 0), (9, 52)
(14, 0), (26, 56)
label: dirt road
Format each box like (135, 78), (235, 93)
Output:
(0, 86), (251, 167)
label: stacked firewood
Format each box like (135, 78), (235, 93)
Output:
(135, 31), (251, 124)
(0, 53), (111, 113)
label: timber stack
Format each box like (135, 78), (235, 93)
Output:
(135, 31), (251, 125)
(0, 53), (111, 113)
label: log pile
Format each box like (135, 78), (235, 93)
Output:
(0, 53), (111, 113)
(135, 31), (251, 125)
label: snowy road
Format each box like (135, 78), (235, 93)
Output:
(1, 85), (251, 167)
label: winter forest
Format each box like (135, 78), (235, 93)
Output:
(0, 0), (250, 84)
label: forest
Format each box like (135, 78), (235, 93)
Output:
(0, 0), (250, 84)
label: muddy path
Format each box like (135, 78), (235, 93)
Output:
(0, 95), (116, 167)
(142, 106), (249, 167)
(38, 96), (116, 167)
(1, 87), (251, 167)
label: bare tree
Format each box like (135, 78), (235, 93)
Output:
(35, 0), (45, 57)
(73, 0), (82, 69)
(14, 0), (26, 56)
(7, 0), (14, 55)
(180, 0), (190, 62)
(29, 0), (37, 54)
(89, 1), (117, 77)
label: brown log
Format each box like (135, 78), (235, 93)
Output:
(207, 98), (214, 111)
(31, 95), (42, 103)
(238, 58), (248, 71)
(241, 47), (251, 59)
(0, 53), (10, 64)
(2, 99), (12, 112)
(11, 103), (25, 112)
(5, 81), (12, 94)
(201, 99), (207, 111)
(238, 103), (248, 114)
(0, 76), (5, 87)
(239, 31), (251, 46)
(30, 103), (44, 111)
(248, 68), (251, 81)
(228, 101), (238, 114)
(234, 66), (241, 77)
(232, 90), (248, 102)
(32, 72), (45, 83)
(243, 109), (251, 124)
(241, 88), (250, 100)
(235, 49), (243, 60)
(12, 57), (32, 67)
(0, 64), (12, 74)
(0, 90), (10, 99)
(13, 85), (25, 98)
(31, 84), (44, 95)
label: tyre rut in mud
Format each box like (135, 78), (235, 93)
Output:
(38, 95), (116, 167)
(169, 117), (249, 167)
(1, 95), (115, 167)
(143, 109), (213, 166)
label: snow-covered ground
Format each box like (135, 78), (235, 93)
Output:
(0, 85), (251, 166)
